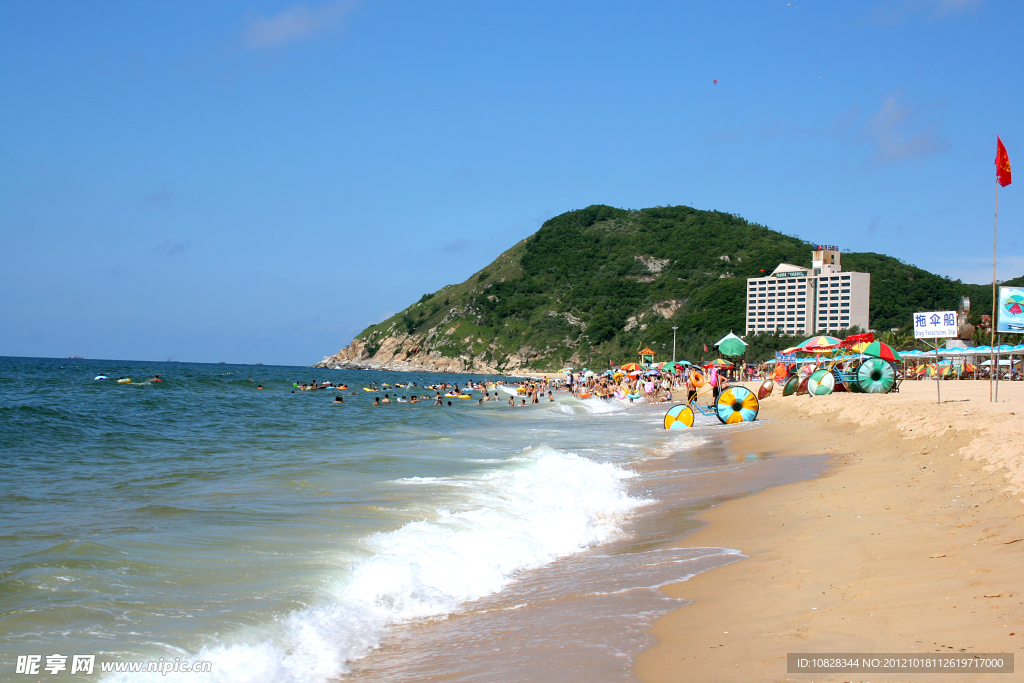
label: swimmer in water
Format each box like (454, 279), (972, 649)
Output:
(333, 395), (343, 403)
(372, 397), (380, 406)
(382, 394), (391, 403)
(257, 385), (263, 390)
(508, 396), (514, 406)
(447, 401), (452, 407)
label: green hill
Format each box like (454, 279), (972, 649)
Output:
(316, 205), (1021, 372)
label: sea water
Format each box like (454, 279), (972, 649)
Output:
(0, 357), (824, 682)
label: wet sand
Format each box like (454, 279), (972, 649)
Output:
(636, 380), (1024, 682)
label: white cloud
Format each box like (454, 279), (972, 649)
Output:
(440, 239), (474, 254)
(866, 91), (947, 163)
(934, 255), (1024, 285)
(244, 1), (360, 49)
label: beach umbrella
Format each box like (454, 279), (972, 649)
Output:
(714, 331), (748, 357)
(620, 363), (643, 372)
(797, 335), (841, 350)
(584, 370), (595, 378)
(703, 359), (734, 369)
(862, 340), (902, 363)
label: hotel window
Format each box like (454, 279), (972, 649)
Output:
(841, 289), (849, 293)
(841, 316), (849, 320)
(841, 295), (849, 300)
(759, 287), (766, 291)
(841, 275), (850, 280)
(797, 297), (805, 302)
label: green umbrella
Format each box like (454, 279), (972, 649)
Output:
(714, 331), (748, 357)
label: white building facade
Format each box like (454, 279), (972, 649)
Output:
(744, 247), (871, 335)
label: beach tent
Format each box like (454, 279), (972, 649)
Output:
(714, 331), (747, 357)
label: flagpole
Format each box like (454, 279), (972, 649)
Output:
(990, 181), (998, 402)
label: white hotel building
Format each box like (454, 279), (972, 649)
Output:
(745, 247), (871, 335)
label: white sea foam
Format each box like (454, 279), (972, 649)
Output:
(103, 447), (643, 683)
(577, 397), (627, 414)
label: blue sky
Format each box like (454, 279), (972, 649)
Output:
(2, 0), (1021, 365)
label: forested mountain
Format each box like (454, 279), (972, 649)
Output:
(316, 205), (1022, 373)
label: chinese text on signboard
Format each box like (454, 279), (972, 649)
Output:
(913, 311), (957, 339)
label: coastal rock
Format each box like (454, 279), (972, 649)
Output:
(314, 335), (503, 374)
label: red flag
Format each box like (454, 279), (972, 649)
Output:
(703, 343), (708, 352)
(996, 137), (1012, 187)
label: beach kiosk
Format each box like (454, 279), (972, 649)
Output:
(638, 347), (656, 367)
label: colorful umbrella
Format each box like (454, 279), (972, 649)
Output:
(862, 340), (902, 363)
(620, 363), (643, 372)
(661, 361), (687, 372)
(703, 359), (734, 369)
(798, 336), (841, 350)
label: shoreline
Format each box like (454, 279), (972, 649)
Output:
(635, 381), (1024, 682)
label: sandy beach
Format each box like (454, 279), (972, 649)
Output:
(636, 380), (1024, 683)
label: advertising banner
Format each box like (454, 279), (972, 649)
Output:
(996, 286), (1024, 333)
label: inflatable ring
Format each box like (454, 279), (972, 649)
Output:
(782, 375), (800, 396)
(806, 369), (835, 396)
(857, 358), (896, 394)
(577, 392), (592, 398)
(691, 371), (705, 388)
(715, 386), (759, 424)
(626, 392), (641, 400)
(757, 378), (774, 400)
(664, 404), (695, 429)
